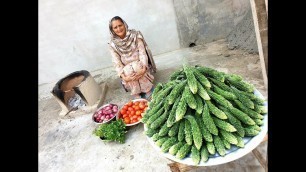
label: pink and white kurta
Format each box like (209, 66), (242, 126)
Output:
(109, 38), (154, 95)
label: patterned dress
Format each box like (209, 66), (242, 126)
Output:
(109, 38), (154, 95)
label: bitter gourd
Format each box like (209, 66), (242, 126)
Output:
(151, 82), (163, 99)
(212, 117), (237, 132)
(169, 69), (184, 81)
(142, 100), (164, 123)
(153, 84), (175, 105)
(191, 67), (211, 88)
(161, 137), (178, 153)
(146, 107), (165, 125)
(206, 89), (233, 109)
(233, 133), (245, 148)
(184, 85), (197, 109)
(175, 97), (188, 122)
(168, 122), (180, 137)
(185, 115), (203, 150)
(243, 124), (261, 132)
(219, 129), (238, 144)
(200, 145), (209, 162)
(184, 118), (193, 145)
(224, 73), (243, 81)
(191, 145), (201, 165)
(159, 122), (171, 137)
(152, 133), (161, 141)
(167, 80), (187, 104)
(145, 126), (159, 137)
(176, 143), (192, 159)
(194, 114), (213, 142)
(155, 137), (169, 147)
(231, 86), (254, 109)
(233, 99), (264, 119)
(169, 142), (184, 156)
(220, 135), (231, 150)
(150, 110), (169, 129)
(195, 66), (225, 82)
(228, 106), (256, 125)
(194, 94), (204, 115)
(202, 103), (218, 135)
(226, 75), (254, 93)
(206, 100), (227, 119)
(178, 120), (185, 142)
(183, 64), (198, 94)
(254, 103), (267, 114)
(196, 81), (211, 100)
(244, 127), (260, 136)
(208, 77), (232, 92)
(166, 96), (181, 127)
(213, 135), (226, 156)
(254, 119), (264, 126)
(218, 106), (245, 137)
(212, 84), (237, 100)
(206, 142), (216, 155)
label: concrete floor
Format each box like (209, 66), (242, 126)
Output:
(39, 39), (267, 172)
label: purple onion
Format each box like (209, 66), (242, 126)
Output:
(102, 109), (107, 114)
(112, 106), (118, 112)
(104, 106), (111, 111)
(105, 110), (112, 114)
(100, 116), (105, 120)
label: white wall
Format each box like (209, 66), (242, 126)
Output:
(39, 0), (180, 85)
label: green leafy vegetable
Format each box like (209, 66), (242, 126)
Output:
(93, 119), (127, 143)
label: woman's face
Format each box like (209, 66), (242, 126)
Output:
(111, 20), (126, 39)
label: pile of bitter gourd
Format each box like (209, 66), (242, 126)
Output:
(141, 64), (267, 165)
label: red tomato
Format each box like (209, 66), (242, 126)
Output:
(120, 109), (127, 115)
(127, 101), (133, 107)
(124, 117), (130, 124)
(135, 110), (141, 116)
(123, 105), (128, 110)
(139, 103), (145, 109)
(134, 106), (140, 111)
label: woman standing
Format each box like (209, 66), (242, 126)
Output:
(108, 16), (156, 99)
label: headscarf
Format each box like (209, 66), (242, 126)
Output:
(109, 18), (156, 73)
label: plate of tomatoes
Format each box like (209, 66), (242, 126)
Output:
(117, 99), (148, 126)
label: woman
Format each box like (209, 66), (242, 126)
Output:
(108, 16), (156, 99)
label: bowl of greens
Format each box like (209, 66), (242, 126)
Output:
(93, 119), (127, 143)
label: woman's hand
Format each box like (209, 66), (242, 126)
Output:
(132, 66), (146, 80)
(120, 73), (130, 81)
(121, 69), (146, 82)
(121, 64), (147, 82)
(121, 73), (136, 82)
